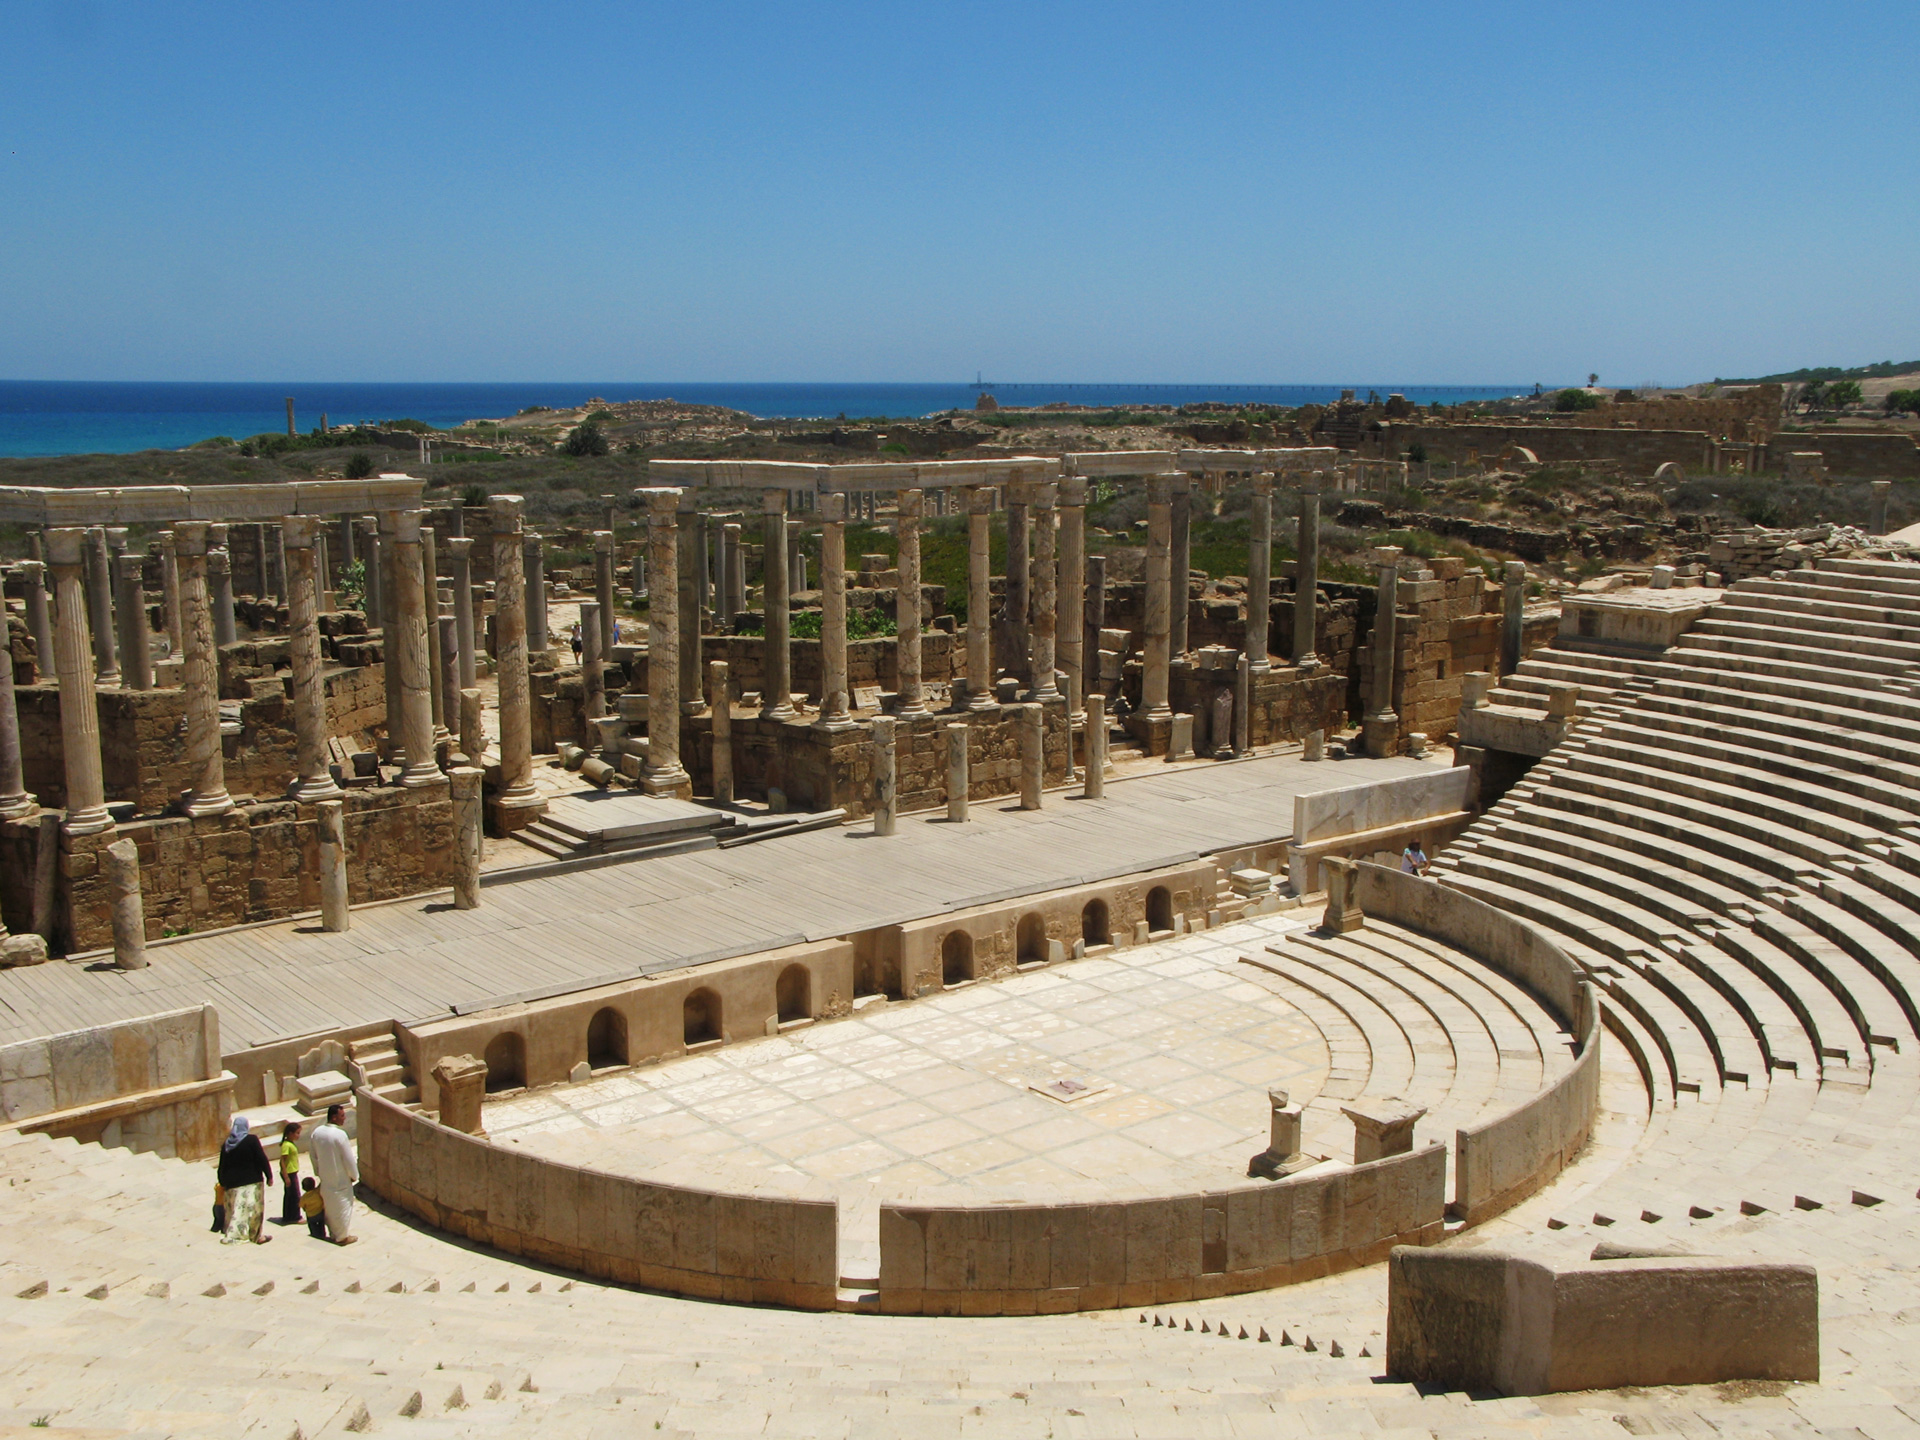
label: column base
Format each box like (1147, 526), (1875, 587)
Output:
(760, 704), (796, 722)
(642, 765), (692, 800)
(183, 791), (235, 818)
(290, 775), (344, 805)
(61, 806), (115, 838)
(400, 762), (448, 789)
(488, 786), (548, 834)
(1362, 711), (1401, 758)
(0, 794), (35, 820)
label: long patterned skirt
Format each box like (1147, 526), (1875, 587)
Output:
(221, 1180), (263, 1244)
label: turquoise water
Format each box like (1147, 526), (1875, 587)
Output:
(0, 380), (1529, 458)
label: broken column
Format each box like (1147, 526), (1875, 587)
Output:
(1320, 855), (1364, 934)
(1028, 480), (1059, 700)
(488, 495), (546, 824)
(946, 721), (968, 822)
(1500, 561), (1526, 676)
(284, 518), (342, 803)
(449, 766), (482, 910)
(356, 519), (381, 626)
(317, 798), (349, 931)
(895, 488), (927, 716)
(762, 489), (793, 719)
(709, 660), (733, 803)
(1247, 471), (1273, 672)
(1019, 703), (1043, 810)
(45, 530), (113, 836)
(432, 1053), (488, 1135)
(580, 599), (606, 720)
(438, 614), (460, 757)
(113, 554), (151, 691)
(445, 537), (477, 690)
(21, 561), (54, 681)
(872, 715), (897, 836)
(1293, 470), (1321, 669)
(390, 511), (440, 787)
(1247, 1088), (1305, 1178)
(209, 544), (238, 649)
(1363, 547), (1403, 759)
(593, 530), (617, 660)
(158, 530), (182, 658)
(1342, 1099), (1425, 1164)
(640, 488), (690, 798)
(816, 492), (853, 728)
(459, 688), (486, 771)
(1083, 693), (1106, 800)
(172, 522), (235, 817)
(1143, 475), (1175, 721)
(106, 836), (146, 969)
(85, 527), (120, 687)
(1872, 480), (1892, 535)
(966, 485), (993, 710)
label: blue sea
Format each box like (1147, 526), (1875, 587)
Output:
(0, 380), (1529, 459)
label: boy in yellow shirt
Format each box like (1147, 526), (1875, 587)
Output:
(299, 1177), (328, 1240)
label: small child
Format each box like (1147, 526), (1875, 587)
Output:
(279, 1122), (303, 1225)
(300, 1177), (328, 1240)
(211, 1180), (227, 1234)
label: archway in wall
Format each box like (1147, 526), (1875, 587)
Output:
(1146, 886), (1174, 935)
(776, 965), (811, 1024)
(1082, 899), (1110, 948)
(586, 1007), (628, 1070)
(942, 930), (973, 985)
(1017, 913), (1048, 965)
(482, 1031), (525, 1092)
(683, 988), (722, 1046)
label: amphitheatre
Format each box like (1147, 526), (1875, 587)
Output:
(6, 392), (1920, 1436)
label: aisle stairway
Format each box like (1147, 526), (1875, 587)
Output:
(1432, 555), (1920, 1229)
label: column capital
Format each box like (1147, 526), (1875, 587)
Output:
(964, 484), (995, 515)
(488, 493), (526, 535)
(1251, 470), (1275, 495)
(896, 487), (922, 520)
(354, 516), (379, 538)
(17, 559), (45, 583)
(593, 529), (614, 554)
(207, 547), (231, 574)
(45, 528), (88, 567)
(636, 486), (682, 517)
(283, 515), (321, 549)
(444, 535), (474, 559)
(1503, 560), (1527, 584)
(819, 491), (848, 523)
(1302, 468), (1325, 494)
(763, 488), (788, 514)
(104, 526), (129, 550)
(1027, 479), (1058, 510)
(1368, 545), (1404, 570)
(1058, 476), (1088, 507)
(384, 509), (424, 544)
(173, 521), (212, 557)
(1146, 473), (1178, 506)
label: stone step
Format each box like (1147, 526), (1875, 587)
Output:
(1678, 629), (1916, 680)
(1666, 645), (1913, 702)
(1705, 599), (1920, 648)
(1633, 691), (1920, 786)
(1651, 670), (1920, 749)
(1692, 613), (1920, 664)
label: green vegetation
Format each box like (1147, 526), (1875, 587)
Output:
(1552, 388), (1600, 413)
(1719, 358), (1920, 384)
(561, 421), (610, 457)
(1887, 389), (1920, 417)
(738, 609), (897, 640)
(335, 559), (367, 610)
(344, 450), (375, 479)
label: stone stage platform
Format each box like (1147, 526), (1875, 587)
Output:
(0, 749), (1434, 1052)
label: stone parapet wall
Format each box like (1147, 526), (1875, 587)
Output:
(1764, 430), (1920, 479)
(9, 781), (453, 955)
(1378, 422), (1712, 474)
(359, 1090), (841, 1310)
(876, 1143), (1447, 1315)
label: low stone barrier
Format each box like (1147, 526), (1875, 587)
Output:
(358, 1090), (840, 1310)
(1287, 769), (1474, 893)
(0, 1003), (232, 1159)
(1355, 863), (1601, 1223)
(876, 1142), (1447, 1315)
(1387, 1245), (1819, 1393)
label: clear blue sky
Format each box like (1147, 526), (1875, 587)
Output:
(2, 0), (1913, 387)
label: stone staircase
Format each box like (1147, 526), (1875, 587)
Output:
(350, 1031), (418, 1111)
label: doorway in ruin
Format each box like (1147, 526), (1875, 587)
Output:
(1146, 886), (1174, 935)
(1081, 899), (1110, 948)
(683, 988), (722, 1047)
(776, 964), (811, 1024)
(586, 1007), (628, 1070)
(1017, 913), (1048, 965)
(482, 1031), (525, 1092)
(942, 930), (973, 986)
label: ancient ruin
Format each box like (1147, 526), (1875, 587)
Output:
(3, 442), (1919, 1431)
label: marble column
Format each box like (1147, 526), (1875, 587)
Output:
(273, 525), (289, 605)
(709, 660), (733, 804)
(21, 561), (54, 680)
(446, 537), (477, 689)
(438, 615), (461, 759)
(1500, 561), (1526, 676)
(490, 496), (544, 821)
(1364, 547), (1404, 759)
(1083, 693), (1106, 800)
(720, 522), (742, 624)
(894, 488), (927, 716)
(1293, 471), (1322, 669)
(1143, 476), (1175, 721)
(1028, 481), (1059, 701)
(524, 535), (549, 652)
(378, 512), (406, 765)
(209, 546), (238, 648)
(946, 721), (968, 822)
(1170, 475), (1193, 658)
(106, 837), (146, 970)
(114, 554), (152, 691)
(420, 525), (449, 747)
(252, 523), (271, 602)
(790, 522), (807, 594)
(1247, 472), (1274, 672)
(159, 530), (183, 658)
(0, 608), (34, 816)
(676, 494), (702, 719)
(171, 523), (235, 816)
(284, 518), (341, 803)
(593, 530), (617, 660)
(761, 489), (793, 719)
(1005, 485), (1030, 684)
(1085, 552), (1106, 682)
(449, 767), (483, 910)
(459, 687), (486, 771)
(337, 514), (356, 570)
(1018, 703), (1043, 810)
(695, 511), (712, 620)
(817, 493), (853, 728)
(641, 488), (691, 797)
(581, 600), (606, 720)
(357, 519), (382, 626)
(965, 486), (993, 710)
(1058, 477), (1087, 719)
(44, 531), (112, 835)
(85, 527), (120, 687)
(872, 716), (897, 836)
(317, 799), (350, 932)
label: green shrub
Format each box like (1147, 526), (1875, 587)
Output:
(562, 422), (609, 458)
(1552, 388), (1600, 413)
(336, 559), (367, 609)
(461, 483), (488, 508)
(344, 450), (375, 479)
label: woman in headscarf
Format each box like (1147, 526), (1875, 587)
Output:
(215, 1115), (274, 1245)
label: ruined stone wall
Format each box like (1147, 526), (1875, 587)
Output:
(1379, 422), (1712, 475)
(31, 781), (453, 956)
(1764, 430), (1920, 479)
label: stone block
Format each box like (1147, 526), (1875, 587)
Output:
(292, 1069), (353, 1115)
